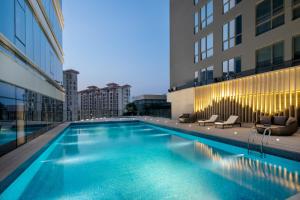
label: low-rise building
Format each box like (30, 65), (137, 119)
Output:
(133, 95), (171, 118)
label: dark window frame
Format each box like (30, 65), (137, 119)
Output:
(255, 0), (284, 36)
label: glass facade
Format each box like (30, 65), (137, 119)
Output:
(201, 33), (213, 60)
(0, 0), (63, 84)
(200, 0), (213, 29)
(223, 15), (242, 51)
(0, 81), (63, 156)
(41, 0), (63, 46)
(256, 41), (284, 70)
(256, 0), (284, 36)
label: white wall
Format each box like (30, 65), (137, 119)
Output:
(167, 87), (195, 119)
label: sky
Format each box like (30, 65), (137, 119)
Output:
(63, 0), (170, 97)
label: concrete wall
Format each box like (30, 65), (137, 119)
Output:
(170, 0), (300, 89)
(167, 87), (195, 119)
(0, 51), (64, 101)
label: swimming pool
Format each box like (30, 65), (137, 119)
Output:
(1, 121), (300, 199)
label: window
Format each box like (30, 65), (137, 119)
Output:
(223, 0), (242, 14)
(194, 0), (198, 6)
(201, 0), (213, 29)
(293, 0), (300, 20)
(194, 41), (199, 63)
(222, 57), (241, 78)
(200, 66), (214, 84)
(201, 33), (213, 60)
(194, 71), (199, 82)
(256, 41), (284, 69)
(256, 0), (284, 36)
(194, 12), (199, 34)
(223, 15), (242, 51)
(294, 36), (300, 60)
(207, 66), (214, 82)
(15, 0), (26, 51)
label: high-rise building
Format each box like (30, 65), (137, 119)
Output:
(78, 86), (101, 119)
(63, 69), (79, 121)
(78, 83), (131, 119)
(168, 0), (300, 123)
(0, 0), (64, 156)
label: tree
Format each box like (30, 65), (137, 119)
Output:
(124, 103), (137, 116)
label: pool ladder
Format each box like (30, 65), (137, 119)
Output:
(247, 127), (271, 158)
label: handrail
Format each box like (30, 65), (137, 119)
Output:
(261, 127), (272, 158)
(247, 126), (258, 155)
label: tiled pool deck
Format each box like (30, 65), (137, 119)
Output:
(0, 117), (300, 196)
(136, 116), (300, 161)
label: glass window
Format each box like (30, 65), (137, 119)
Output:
(223, 0), (241, 13)
(194, 41), (199, 64)
(0, 82), (15, 99)
(0, 97), (17, 156)
(293, 36), (300, 60)
(200, 68), (206, 82)
(293, 0), (300, 20)
(256, 41), (283, 69)
(194, 0), (199, 6)
(272, 42), (284, 65)
(201, 0), (213, 29)
(201, 33), (213, 60)
(222, 57), (241, 78)
(256, 0), (284, 36)
(223, 16), (242, 51)
(194, 12), (199, 34)
(207, 66), (214, 81)
(15, 1), (26, 48)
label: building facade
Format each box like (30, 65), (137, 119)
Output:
(0, 0), (64, 156)
(133, 95), (171, 118)
(78, 83), (131, 119)
(168, 0), (300, 123)
(63, 69), (79, 121)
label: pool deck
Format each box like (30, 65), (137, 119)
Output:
(0, 122), (70, 192)
(136, 116), (300, 161)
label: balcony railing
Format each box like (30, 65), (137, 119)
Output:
(169, 59), (300, 93)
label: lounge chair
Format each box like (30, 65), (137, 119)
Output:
(255, 116), (298, 136)
(215, 115), (241, 129)
(178, 113), (196, 123)
(198, 115), (218, 126)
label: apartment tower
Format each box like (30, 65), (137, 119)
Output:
(0, 0), (64, 156)
(168, 0), (300, 123)
(63, 69), (79, 121)
(78, 83), (131, 119)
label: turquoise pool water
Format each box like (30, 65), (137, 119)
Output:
(1, 121), (300, 200)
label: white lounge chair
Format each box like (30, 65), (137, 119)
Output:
(215, 115), (241, 129)
(198, 115), (219, 126)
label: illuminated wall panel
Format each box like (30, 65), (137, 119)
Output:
(195, 66), (300, 123)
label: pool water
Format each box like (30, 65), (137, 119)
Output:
(1, 121), (300, 200)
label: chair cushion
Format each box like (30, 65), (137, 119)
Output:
(286, 117), (296, 126)
(180, 114), (190, 118)
(260, 116), (272, 125)
(273, 116), (287, 126)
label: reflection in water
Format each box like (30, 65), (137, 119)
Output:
(193, 141), (300, 192)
